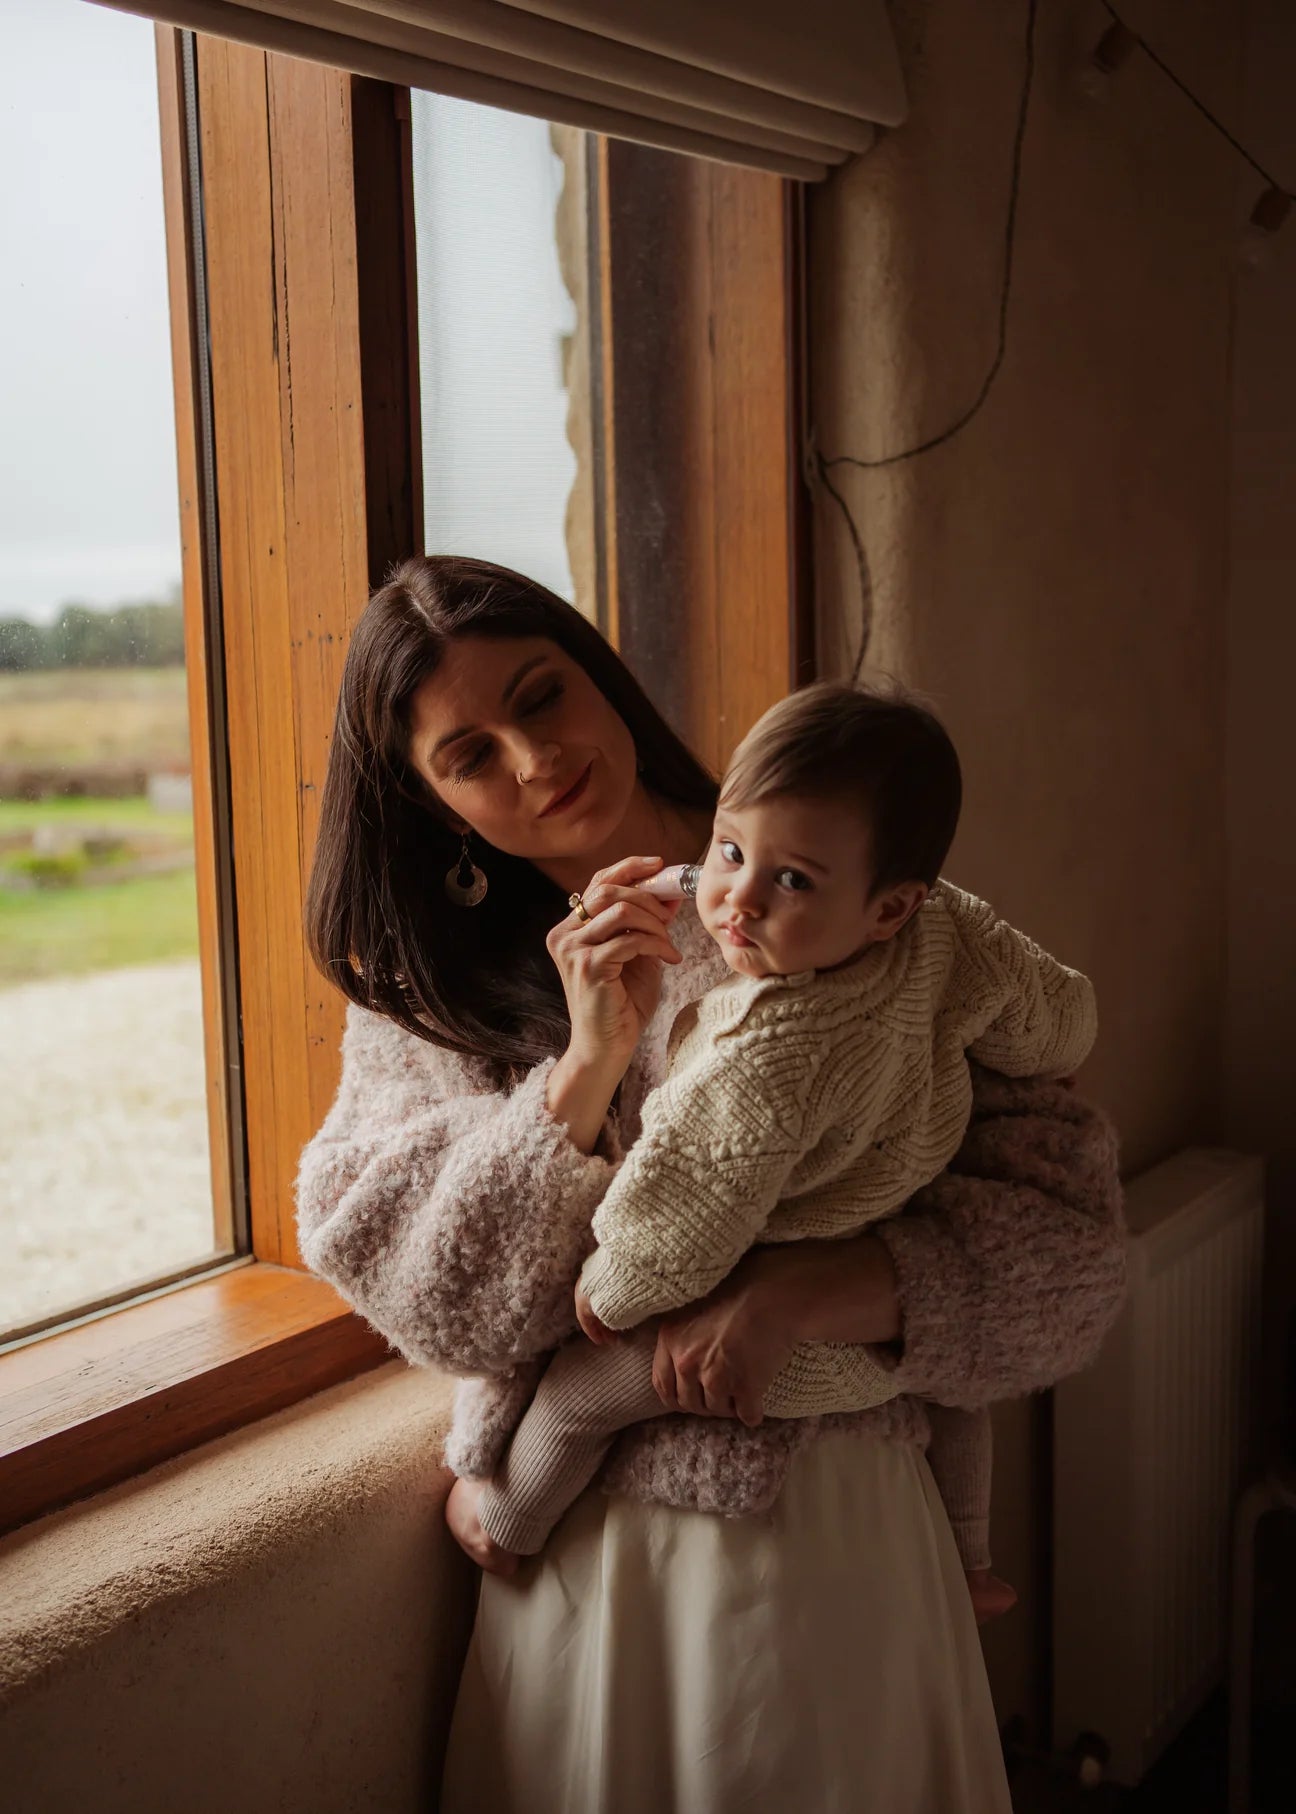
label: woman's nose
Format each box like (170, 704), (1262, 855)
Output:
(511, 736), (561, 784)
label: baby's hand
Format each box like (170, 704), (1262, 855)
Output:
(575, 1282), (617, 1345)
(444, 1478), (520, 1578)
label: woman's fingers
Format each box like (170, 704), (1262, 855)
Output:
(550, 892), (673, 958)
(655, 1322), (749, 1420)
(581, 932), (682, 976)
(732, 1382), (766, 1429)
(578, 880), (675, 925)
(548, 910), (678, 970)
(574, 897), (675, 939)
(588, 854), (665, 893)
(695, 1360), (739, 1420)
(654, 1270), (786, 1425)
(669, 1352), (709, 1417)
(552, 905), (681, 971)
(651, 1339), (680, 1411)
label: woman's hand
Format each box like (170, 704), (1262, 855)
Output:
(545, 855), (680, 1152)
(652, 1236), (903, 1426)
(547, 854), (681, 1069)
(652, 1267), (796, 1426)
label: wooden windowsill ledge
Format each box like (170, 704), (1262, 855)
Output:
(0, 1264), (390, 1537)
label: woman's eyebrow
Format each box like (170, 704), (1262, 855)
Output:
(427, 656), (552, 762)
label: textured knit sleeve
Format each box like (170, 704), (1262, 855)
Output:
(296, 1004), (616, 1375)
(942, 884), (1098, 1079)
(579, 1029), (818, 1329)
(875, 1065), (1126, 1405)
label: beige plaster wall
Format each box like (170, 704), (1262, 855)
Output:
(0, 1366), (475, 1814)
(1223, 0), (1296, 1443)
(811, 0), (1243, 1728)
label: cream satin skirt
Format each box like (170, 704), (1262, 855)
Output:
(441, 1432), (1012, 1814)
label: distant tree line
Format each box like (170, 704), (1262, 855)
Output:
(0, 591), (185, 671)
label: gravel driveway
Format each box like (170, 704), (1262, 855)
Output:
(0, 959), (216, 1335)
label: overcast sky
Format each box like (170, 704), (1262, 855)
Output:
(0, 0), (181, 623)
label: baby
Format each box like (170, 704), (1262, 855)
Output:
(447, 683), (1097, 1619)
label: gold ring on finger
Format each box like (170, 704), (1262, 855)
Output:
(569, 891), (591, 924)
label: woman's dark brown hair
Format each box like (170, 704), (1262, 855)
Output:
(306, 555), (717, 1083)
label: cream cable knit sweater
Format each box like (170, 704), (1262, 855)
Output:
(296, 907), (1124, 1521)
(579, 883), (1097, 1420)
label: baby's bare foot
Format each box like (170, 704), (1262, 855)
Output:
(445, 1477), (520, 1578)
(966, 1569), (1018, 1627)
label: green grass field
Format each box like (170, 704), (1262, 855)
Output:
(0, 797), (194, 837)
(0, 796), (199, 989)
(0, 865), (200, 988)
(0, 667), (200, 987)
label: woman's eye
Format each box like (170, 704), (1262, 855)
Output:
(776, 868), (813, 892)
(450, 744), (490, 782)
(719, 840), (742, 866)
(520, 680), (563, 717)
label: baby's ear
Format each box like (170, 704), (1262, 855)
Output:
(869, 880), (929, 942)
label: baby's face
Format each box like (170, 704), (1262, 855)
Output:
(696, 793), (894, 979)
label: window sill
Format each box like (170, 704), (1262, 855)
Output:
(0, 1264), (390, 1536)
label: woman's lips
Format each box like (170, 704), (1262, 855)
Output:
(539, 762), (593, 818)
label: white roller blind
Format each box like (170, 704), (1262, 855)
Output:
(94, 0), (906, 179)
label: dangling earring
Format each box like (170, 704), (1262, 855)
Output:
(445, 831), (488, 907)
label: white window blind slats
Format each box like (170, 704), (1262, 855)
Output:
(95, 0), (905, 179)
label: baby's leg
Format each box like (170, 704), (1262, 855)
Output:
(926, 1403), (992, 1572)
(926, 1403), (1018, 1626)
(474, 1335), (666, 1556)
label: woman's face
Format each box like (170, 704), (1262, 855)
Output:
(407, 634), (639, 864)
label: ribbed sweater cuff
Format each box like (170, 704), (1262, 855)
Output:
(476, 1486), (550, 1556)
(580, 1246), (663, 1330)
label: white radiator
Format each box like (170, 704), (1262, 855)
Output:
(1053, 1147), (1264, 1785)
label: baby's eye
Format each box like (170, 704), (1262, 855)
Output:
(719, 840), (742, 866)
(776, 868), (813, 893)
(451, 743), (491, 782)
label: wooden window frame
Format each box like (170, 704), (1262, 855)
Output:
(596, 138), (812, 775)
(0, 26), (808, 1539)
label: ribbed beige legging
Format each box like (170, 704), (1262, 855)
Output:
(477, 1336), (667, 1554)
(477, 1336), (994, 1569)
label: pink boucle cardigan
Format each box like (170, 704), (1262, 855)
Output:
(295, 912), (1125, 1517)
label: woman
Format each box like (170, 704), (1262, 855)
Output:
(297, 555), (1124, 1812)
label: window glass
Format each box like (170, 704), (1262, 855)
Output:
(410, 93), (599, 619)
(0, 0), (222, 1340)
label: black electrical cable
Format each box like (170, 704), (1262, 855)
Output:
(819, 0), (1291, 679)
(820, 0), (1038, 478)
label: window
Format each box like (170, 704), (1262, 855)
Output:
(406, 94), (808, 771)
(0, 0), (226, 1344)
(0, 21), (803, 1534)
(411, 97), (593, 619)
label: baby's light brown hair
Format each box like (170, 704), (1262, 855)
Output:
(720, 682), (963, 895)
